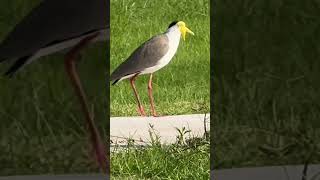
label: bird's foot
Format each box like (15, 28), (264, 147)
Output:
(138, 107), (147, 116)
(151, 111), (160, 117)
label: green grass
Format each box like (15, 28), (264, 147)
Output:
(110, 0), (210, 117)
(111, 130), (210, 179)
(212, 0), (320, 169)
(0, 0), (108, 175)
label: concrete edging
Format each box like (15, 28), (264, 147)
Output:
(0, 174), (106, 180)
(110, 113), (210, 147)
(213, 164), (320, 180)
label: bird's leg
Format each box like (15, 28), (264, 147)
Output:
(64, 33), (108, 174)
(130, 74), (146, 116)
(148, 73), (158, 117)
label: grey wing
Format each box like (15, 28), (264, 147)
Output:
(0, 0), (108, 62)
(110, 34), (169, 81)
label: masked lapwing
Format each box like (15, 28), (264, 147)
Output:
(111, 21), (194, 117)
(0, 0), (109, 173)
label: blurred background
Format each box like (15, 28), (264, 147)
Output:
(0, 0), (108, 175)
(213, 0), (320, 169)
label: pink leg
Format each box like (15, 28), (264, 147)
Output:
(65, 33), (108, 174)
(148, 73), (158, 117)
(130, 74), (146, 116)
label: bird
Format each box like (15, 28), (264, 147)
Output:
(110, 21), (194, 117)
(0, 0), (109, 174)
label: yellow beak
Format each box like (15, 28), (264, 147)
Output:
(181, 26), (194, 41)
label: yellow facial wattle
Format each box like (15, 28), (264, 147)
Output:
(177, 21), (194, 41)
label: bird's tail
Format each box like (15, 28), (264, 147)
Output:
(111, 79), (119, 85)
(3, 56), (30, 77)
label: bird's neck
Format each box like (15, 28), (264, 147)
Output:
(165, 27), (181, 45)
(163, 27), (181, 61)
(165, 27), (181, 37)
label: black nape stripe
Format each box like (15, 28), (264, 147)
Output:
(168, 21), (178, 29)
(4, 55), (30, 77)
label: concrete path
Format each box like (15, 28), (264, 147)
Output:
(0, 174), (106, 180)
(213, 164), (320, 180)
(2, 164), (319, 180)
(110, 114), (210, 147)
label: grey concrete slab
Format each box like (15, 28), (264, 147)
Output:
(0, 174), (107, 180)
(110, 114), (210, 146)
(213, 164), (320, 180)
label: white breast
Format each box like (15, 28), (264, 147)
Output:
(141, 26), (181, 74)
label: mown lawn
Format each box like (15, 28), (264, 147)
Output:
(0, 0), (108, 175)
(111, 130), (210, 179)
(110, 0), (210, 117)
